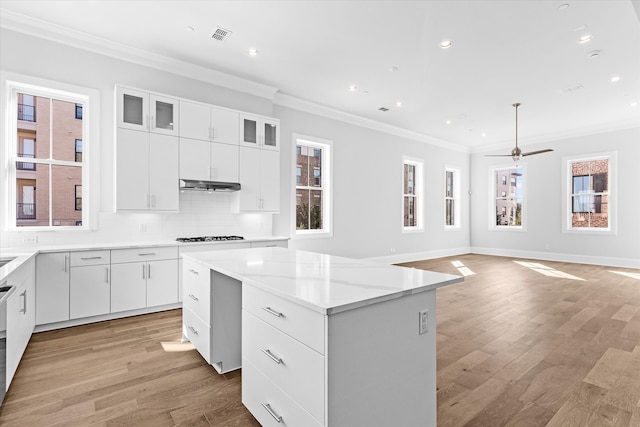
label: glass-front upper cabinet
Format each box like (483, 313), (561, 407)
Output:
(116, 86), (179, 136)
(240, 114), (279, 151)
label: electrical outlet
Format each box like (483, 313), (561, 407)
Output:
(419, 309), (429, 335)
(139, 223), (147, 232)
(23, 236), (38, 244)
(390, 247), (396, 253)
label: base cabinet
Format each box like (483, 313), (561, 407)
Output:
(35, 252), (70, 325)
(70, 265), (111, 319)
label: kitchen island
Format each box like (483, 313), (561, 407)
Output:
(182, 247), (463, 427)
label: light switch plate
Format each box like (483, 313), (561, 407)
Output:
(419, 309), (429, 335)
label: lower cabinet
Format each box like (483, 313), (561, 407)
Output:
(35, 252), (70, 324)
(6, 257), (36, 388)
(70, 265), (111, 319)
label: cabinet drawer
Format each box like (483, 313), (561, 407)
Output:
(183, 308), (211, 364)
(249, 240), (287, 248)
(183, 259), (210, 322)
(243, 284), (324, 354)
(70, 250), (110, 266)
(242, 359), (323, 427)
(242, 311), (324, 423)
(111, 246), (178, 263)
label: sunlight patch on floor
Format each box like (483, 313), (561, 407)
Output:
(514, 261), (586, 281)
(451, 260), (476, 276)
(608, 270), (640, 280)
(161, 341), (196, 352)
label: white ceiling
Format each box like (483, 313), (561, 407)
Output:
(1, 0), (639, 151)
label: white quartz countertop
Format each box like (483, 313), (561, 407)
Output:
(182, 247), (463, 315)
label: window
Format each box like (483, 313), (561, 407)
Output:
(75, 103), (83, 119)
(403, 157), (423, 231)
(492, 166), (524, 228)
(75, 139), (83, 163)
(445, 167), (460, 228)
(75, 185), (82, 211)
(295, 135), (332, 236)
(565, 154), (615, 231)
(5, 78), (93, 229)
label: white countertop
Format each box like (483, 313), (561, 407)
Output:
(183, 247), (463, 314)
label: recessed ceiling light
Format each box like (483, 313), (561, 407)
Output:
(577, 34), (593, 44)
(440, 40), (454, 49)
(631, 101), (639, 107)
(610, 76), (620, 83)
(482, 133), (487, 137)
(558, 4), (570, 11)
(446, 120), (451, 125)
(247, 48), (258, 56)
(348, 85), (357, 92)
(396, 101), (403, 108)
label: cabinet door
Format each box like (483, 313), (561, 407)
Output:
(240, 114), (259, 147)
(150, 94), (179, 136)
(110, 262), (147, 313)
(260, 149), (280, 212)
(211, 108), (239, 145)
(180, 138), (211, 181)
(149, 133), (179, 211)
(179, 100), (211, 141)
(262, 118), (280, 151)
(147, 259), (179, 307)
(116, 128), (150, 211)
(70, 265), (111, 319)
(6, 283), (30, 387)
(117, 87), (149, 131)
(211, 142), (239, 182)
(237, 146), (262, 211)
(35, 252), (70, 325)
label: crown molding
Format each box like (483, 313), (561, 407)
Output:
(273, 92), (469, 153)
(0, 8), (279, 100)
(471, 118), (640, 154)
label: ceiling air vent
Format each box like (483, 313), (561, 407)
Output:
(561, 84), (583, 94)
(378, 107), (389, 112)
(211, 27), (232, 42)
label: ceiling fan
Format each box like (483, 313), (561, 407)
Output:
(486, 103), (553, 161)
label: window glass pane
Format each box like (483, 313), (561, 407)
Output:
(155, 101), (174, 130)
(16, 163), (45, 226)
(404, 196), (416, 227)
(123, 94), (143, 126)
(296, 189), (310, 230)
(446, 171), (453, 198)
(51, 164), (82, 226)
(404, 164), (415, 195)
(310, 189), (323, 230)
(446, 199), (454, 226)
(52, 98), (83, 162)
(296, 140), (328, 233)
(75, 139), (83, 163)
(570, 159), (609, 229)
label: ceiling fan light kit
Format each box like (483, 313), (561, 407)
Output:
(486, 102), (553, 162)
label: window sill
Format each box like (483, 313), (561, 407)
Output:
(295, 230), (333, 240)
(402, 227), (424, 234)
(444, 226), (462, 232)
(489, 226), (527, 232)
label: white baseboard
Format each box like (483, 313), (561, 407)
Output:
(470, 247), (640, 269)
(364, 247), (471, 265)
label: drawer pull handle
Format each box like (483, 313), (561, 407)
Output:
(260, 403), (282, 423)
(188, 326), (198, 335)
(188, 269), (199, 275)
(80, 256), (102, 260)
(261, 306), (284, 318)
(261, 349), (283, 365)
(138, 253), (156, 256)
(188, 294), (199, 301)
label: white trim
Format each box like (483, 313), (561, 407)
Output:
(364, 247), (472, 265)
(562, 151), (617, 235)
(292, 134), (333, 239)
(488, 163), (527, 232)
(471, 246), (640, 269)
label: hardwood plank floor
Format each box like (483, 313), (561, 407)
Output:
(0, 254), (638, 426)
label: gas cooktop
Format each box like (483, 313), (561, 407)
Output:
(176, 236), (245, 243)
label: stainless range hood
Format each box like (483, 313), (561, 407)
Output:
(179, 179), (241, 192)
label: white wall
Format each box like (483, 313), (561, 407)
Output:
(470, 126), (640, 268)
(273, 106), (471, 260)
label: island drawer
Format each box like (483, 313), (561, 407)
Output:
(70, 250), (110, 267)
(183, 265), (211, 324)
(183, 307), (211, 364)
(111, 246), (178, 263)
(242, 310), (324, 423)
(243, 284), (325, 354)
(242, 358), (323, 427)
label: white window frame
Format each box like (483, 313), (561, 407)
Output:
(562, 151), (617, 235)
(402, 156), (424, 233)
(444, 166), (461, 230)
(292, 134), (332, 238)
(489, 163), (527, 231)
(1, 73), (99, 231)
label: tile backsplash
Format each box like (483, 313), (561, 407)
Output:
(1, 192), (274, 248)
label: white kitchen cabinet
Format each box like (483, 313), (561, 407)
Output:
(116, 128), (179, 212)
(179, 100), (238, 144)
(235, 146), (279, 212)
(179, 138), (239, 183)
(69, 251), (111, 320)
(117, 86), (179, 136)
(110, 247), (179, 313)
(35, 252), (70, 325)
(5, 257), (35, 389)
(240, 114), (279, 151)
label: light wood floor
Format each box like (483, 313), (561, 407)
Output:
(0, 254), (638, 426)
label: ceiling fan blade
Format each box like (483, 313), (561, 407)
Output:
(522, 149), (554, 156)
(484, 154), (513, 157)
